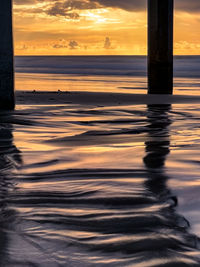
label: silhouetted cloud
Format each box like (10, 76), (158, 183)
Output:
(68, 40), (79, 49)
(53, 39), (68, 49)
(46, 1), (92, 18)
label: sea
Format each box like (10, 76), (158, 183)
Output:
(15, 55), (200, 95)
(0, 56), (200, 266)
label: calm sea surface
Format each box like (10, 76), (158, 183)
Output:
(0, 56), (200, 266)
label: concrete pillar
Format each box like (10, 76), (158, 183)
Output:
(0, 0), (14, 109)
(148, 0), (174, 94)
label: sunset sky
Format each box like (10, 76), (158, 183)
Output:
(13, 0), (200, 55)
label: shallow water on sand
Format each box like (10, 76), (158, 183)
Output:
(0, 103), (200, 266)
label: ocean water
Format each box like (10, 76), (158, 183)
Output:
(15, 55), (200, 95)
(0, 56), (200, 266)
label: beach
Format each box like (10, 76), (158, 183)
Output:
(0, 56), (200, 266)
(16, 90), (200, 106)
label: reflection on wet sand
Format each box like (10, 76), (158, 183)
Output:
(0, 112), (22, 267)
(144, 105), (200, 265)
(144, 105), (172, 198)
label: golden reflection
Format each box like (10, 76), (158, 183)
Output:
(170, 180), (200, 188)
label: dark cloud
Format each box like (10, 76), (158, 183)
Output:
(14, 0), (38, 4)
(47, 7), (80, 19)
(175, 0), (200, 13)
(93, 0), (146, 11)
(94, 0), (200, 13)
(46, 1), (99, 18)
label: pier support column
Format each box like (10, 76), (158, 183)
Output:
(0, 0), (15, 109)
(148, 0), (174, 94)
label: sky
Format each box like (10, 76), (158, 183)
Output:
(13, 0), (200, 55)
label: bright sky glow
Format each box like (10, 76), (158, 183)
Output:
(13, 0), (200, 55)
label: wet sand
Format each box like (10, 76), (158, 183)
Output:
(0, 92), (200, 266)
(16, 90), (200, 106)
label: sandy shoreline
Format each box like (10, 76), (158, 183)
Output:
(15, 90), (200, 106)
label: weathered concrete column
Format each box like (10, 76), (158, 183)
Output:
(148, 0), (174, 94)
(0, 0), (15, 109)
